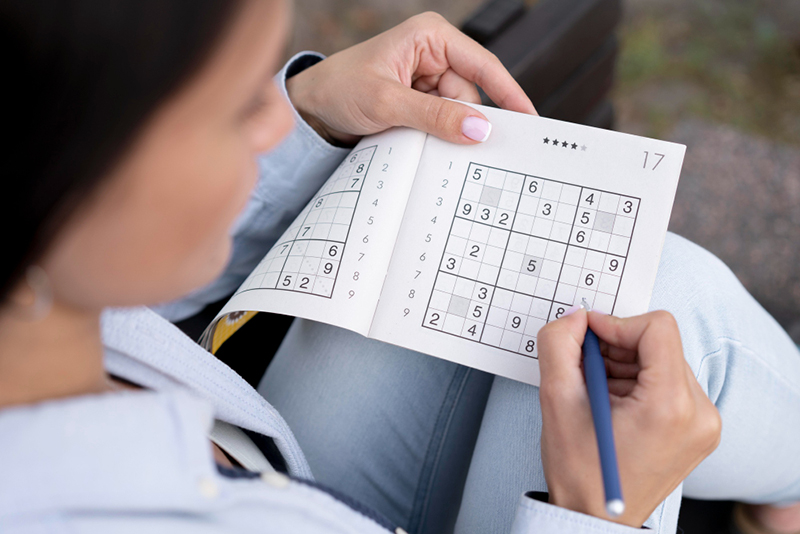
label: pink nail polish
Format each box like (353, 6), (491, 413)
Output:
(462, 116), (492, 142)
(562, 304), (582, 317)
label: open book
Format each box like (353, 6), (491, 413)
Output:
(202, 104), (685, 386)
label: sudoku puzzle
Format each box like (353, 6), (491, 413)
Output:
(238, 146), (377, 298)
(423, 163), (639, 358)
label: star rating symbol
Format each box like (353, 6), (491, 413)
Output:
(552, 138), (559, 145)
(561, 140), (568, 148)
(543, 134), (588, 152)
(543, 137), (550, 144)
(571, 143), (578, 150)
(581, 145), (587, 151)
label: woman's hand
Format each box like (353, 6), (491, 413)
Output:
(285, 12), (536, 146)
(537, 309), (722, 528)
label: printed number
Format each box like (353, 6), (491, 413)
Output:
(372, 199), (378, 207)
(469, 245), (480, 257)
(446, 258), (456, 270)
(363, 235), (369, 243)
(409, 289), (415, 298)
(580, 211), (590, 224)
(499, 213), (509, 225)
(349, 154), (357, 163)
(436, 197), (443, 207)
(576, 231), (586, 243)
(472, 167), (483, 180)
(467, 325), (477, 336)
(472, 305), (483, 318)
(462, 203), (472, 216)
(527, 259), (537, 272)
(353, 272), (360, 281)
(299, 277), (310, 289)
(555, 307), (565, 319)
(585, 273), (595, 286)
(425, 233), (432, 243)
(643, 151), (665, 170)
(282, 275), (292, 287)
(481, 208), (491, 220)
(382, 163), (388, 172)
(356, 163), (364, 173)
(329, 245), (338, 257)
(431, 216), (437, 224)
(302, 226), (311, 236)
(414, 270), (422, 279)
(348, 290), (355, 299)
(529, 180), (539, 193)
(403, 308), (410, 317)
(281, 244), (289, 254)
(428, 312), (440, 326)
(358, 253), (365, 261)
(542, 203), (552, 216)
(315, 198), (324, 208)
(511, 316), (521, 329)
(609, 259), (619, 271)
(585, 193), (595, 205)
(420, 253), (426, 261)
(525, 340), (535, 352)
(367, 216), (374, 225)
(377, 181), (384, 189)
(323, 263), (333, 274)
(623, 200), (633, 214)
(442, 179), (448, 188)
(478, 287), (488, 299)
(351, 178), (360, 188)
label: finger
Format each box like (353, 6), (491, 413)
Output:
(589, 311), (685, 385)
(389, 84), (493, 144)
(413, 69), (481, 104)
(608, 378), (637, 397)
(435, 22), (537, 114)
(538, 308), (588, 390)
(605, 344), (638, 364)
(436, 69), (482, 104)
(604, 357), (640, 379)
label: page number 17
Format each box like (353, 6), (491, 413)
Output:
(643, 151), (665, 170)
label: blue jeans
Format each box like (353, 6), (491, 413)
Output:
(258, 233), (800, 534)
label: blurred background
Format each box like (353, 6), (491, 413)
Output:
(288, 0), (800, 346)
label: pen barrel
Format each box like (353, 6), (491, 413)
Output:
(582, 328), (624, 507)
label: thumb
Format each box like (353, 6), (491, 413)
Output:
(538, 308), (588, 390)
(393, 85), (492, 144)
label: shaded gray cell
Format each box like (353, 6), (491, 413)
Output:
(479, 186), (503, 207)
(447, 295), (471, 317)
(522, 255), (543, 275)
(594, 211), (616, 233)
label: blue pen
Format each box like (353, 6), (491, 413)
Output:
(580, 299), (625, 518)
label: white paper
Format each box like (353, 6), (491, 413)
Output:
(209, 105), (685, 386)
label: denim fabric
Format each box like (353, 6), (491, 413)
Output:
(261, 232), (800, 534)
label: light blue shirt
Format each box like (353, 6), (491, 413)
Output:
(0, 52), (642, 534)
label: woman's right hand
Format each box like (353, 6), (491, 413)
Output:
(537, 309), (722, 528)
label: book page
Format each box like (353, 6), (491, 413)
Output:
(370, 105), (685, 385)
(212, 127), (427, 336)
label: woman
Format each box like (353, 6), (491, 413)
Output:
(2, 1), (799, 533)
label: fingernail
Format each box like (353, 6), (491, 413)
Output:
(462, 116), (492, 142)
(562, 304), (583, 317)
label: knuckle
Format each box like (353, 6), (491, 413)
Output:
(652, 310), (679, 332)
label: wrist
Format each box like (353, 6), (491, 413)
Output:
(285, 67), (359, 148)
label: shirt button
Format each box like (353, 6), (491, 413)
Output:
(198, 476), (220, 499)
(261, 471), (290, 489)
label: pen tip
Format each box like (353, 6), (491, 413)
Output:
(606, 499), (625, 518)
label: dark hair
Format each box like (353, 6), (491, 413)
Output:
(1, 0), (243, 302)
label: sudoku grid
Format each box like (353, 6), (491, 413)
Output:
(423, 163), (640, 359)
(237, 145), (377, 298)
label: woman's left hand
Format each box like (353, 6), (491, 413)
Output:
(285, 12), (537, 146)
